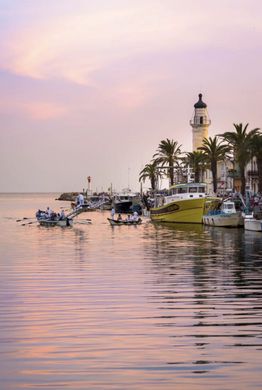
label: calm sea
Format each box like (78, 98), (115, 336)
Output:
(0, 193), (262, 390)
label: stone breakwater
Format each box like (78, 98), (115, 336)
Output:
(56, 192), (79, 201)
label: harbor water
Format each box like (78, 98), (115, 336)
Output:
(0, 193), (262, 390)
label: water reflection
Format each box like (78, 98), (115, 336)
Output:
(144, 222), (262, 382)
(1, 196), (262, 389)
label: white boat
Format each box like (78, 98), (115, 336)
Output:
(244, 213), (262, 231)
(203, 199), (244, 227)
(150, 183), (216, 224)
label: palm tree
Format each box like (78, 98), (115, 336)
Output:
(139, 160), (161, 191)
(153, 139), (182, 186)
(220, 123), (260, 195)
(173, 159), (188, 184)
(198, 136), (230, 194)
(250, 133), (262, 193)
(183, 151), (207, 183)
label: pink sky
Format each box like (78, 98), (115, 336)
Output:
(0, 0), (262, 192)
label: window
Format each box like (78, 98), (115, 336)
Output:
(178, 187), (187, 194)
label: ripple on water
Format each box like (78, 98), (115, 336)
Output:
(0, 197), (262, 389)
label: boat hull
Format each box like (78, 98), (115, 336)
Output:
(244, 217), (262, 231)
(38, 218), (73, 227)
(203, 213), (243, 227)
(150, 198), (206, 224)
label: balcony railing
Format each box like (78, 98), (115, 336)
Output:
(227, 169), (241, 179)
(247, 170), (258, 177)
(189, 118), (211, 126)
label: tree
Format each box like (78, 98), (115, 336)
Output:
(153, 139), (182, 186)
(220, 123), (260, 195)
(183, 151), (207, 183)
(139, 160), (161, 191)
(250, 133), (262, 193)
(198, 136), (230, 194)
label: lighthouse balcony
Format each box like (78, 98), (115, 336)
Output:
(190, 118), (211, 126)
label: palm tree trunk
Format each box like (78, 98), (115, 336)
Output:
(211, 162), (217, 194)
(169, 165), (174, 186)
(240, 166), (246, 195)
(150, 177), (155, 191)
(195, 168), (200, 183)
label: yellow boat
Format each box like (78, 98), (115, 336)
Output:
(150, 183), (214, 224)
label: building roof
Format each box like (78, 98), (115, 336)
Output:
(194, 93), (207, 109)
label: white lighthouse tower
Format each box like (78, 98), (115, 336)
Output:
(190, 93), (211, 151)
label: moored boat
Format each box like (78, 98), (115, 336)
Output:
(112, 190), (142, 214)
(203, 199), (244, 227)
(150, 183), (214, 224)
(244, 214), (262, 231)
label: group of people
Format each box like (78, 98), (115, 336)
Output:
(36, 207), (66, 221)
(111, 208), (140, 222)
(123, 212), (140, 222)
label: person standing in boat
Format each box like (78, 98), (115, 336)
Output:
(111, 207), (115, 220)
(133, 211), (139, 221)
(45, 207), (52, 218)
(60, 210), (66, 220)
(78, 193), (84, 206)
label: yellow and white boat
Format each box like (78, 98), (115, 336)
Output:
(150, 183), (212, 224)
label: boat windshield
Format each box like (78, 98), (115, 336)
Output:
(170, 185), (206, 195)
(224, 203), (234, 210)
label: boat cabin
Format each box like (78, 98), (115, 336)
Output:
(220, 201), (237, 214)
(153, 183), (207, 207)
(205, 199), (240, 216)
(113, 191), (140, 202)
(167, 183), (206, 200)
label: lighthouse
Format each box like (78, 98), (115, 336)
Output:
(190, 93), (211, 151)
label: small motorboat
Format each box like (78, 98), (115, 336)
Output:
(107, 218), (142, 226)
(244, 213), (262, 231)
(203, 199), (244, 227)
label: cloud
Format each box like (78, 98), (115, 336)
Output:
(0, 100), (66, 120)
(0, 0), (261, 98)
(0, 2), (233, 84)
